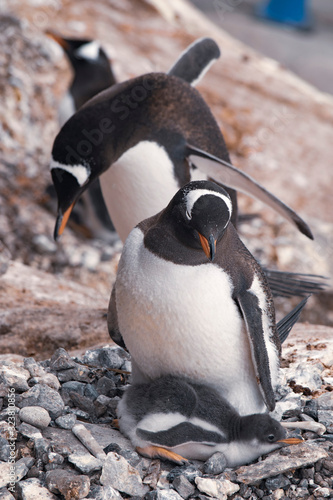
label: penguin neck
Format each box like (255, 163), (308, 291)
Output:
(228, 413), (243, 441)
(237, 414), (257, 442)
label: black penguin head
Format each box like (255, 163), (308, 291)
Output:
(46, 32), (108, 68)
(166, 180), (232, 261)
(240, 414), (303, 448)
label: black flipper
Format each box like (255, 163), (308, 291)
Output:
(186, 144), (313, 240)
(277, 296), (310, 344)
(236, 291), (276, 411)
(107, 286), (126, 349)
(137, 422), (224, 447)
(168, 38), (220, 86)
(264, 269), (328, 298)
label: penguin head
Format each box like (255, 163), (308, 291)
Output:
(165, 180), (232, 261)
(240, 413), (303, 451)
(46, 32), (108, 68)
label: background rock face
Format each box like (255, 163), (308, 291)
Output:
(1, 0), (332, 361)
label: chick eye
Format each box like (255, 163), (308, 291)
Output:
(186, 210), (192, 220)
(267, 434), (275, 442)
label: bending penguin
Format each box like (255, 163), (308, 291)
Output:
(50, 37), (325, 297)
(109, 180), (284, 416)
(118, 375), (303, 465)
(47, 31), (116, 242)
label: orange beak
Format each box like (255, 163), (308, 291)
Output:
(277, 437), (303, 445)
(46, 30), (69, 50)
(198, 233), (216, 261)
(54, 202), (75, 240)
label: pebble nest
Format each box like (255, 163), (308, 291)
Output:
(0, 346), (333, 500)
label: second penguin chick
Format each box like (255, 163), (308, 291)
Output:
(118, 375), (302, 465)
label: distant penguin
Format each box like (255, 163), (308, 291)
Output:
(47, 31), (116, 242)
(50, 37), (326, 296)
(118, 375), (302, 465)
(109, 180), (283, 415)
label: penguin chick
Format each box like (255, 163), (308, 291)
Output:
(118, 375), (302, 465)
(109, 180), (280, 415)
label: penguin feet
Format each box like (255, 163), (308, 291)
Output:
(111, 418), (119, 429)
(136, 445), (188, 465)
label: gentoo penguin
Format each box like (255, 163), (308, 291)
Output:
(118, 375), (302, 465)
(108, 180), (281, 415)
(47, 31), (116, 125)
(49, 38), (326, 296)
(47, 31), (116, 242)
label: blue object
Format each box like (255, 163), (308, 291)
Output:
(256, 0), (312, 30)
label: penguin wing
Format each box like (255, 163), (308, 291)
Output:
(236, 290), (276, 411)
(186, 144), (313, 239)
(137, 421), (225, 447)
(263, 269), (328, 298)
(277, 295), (310, 344)
(107, 286), (127, 349)
(168, 37), (221, 86)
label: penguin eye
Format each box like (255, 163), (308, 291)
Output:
(186, 210), (192, 220)
(267, 434), (275, 442)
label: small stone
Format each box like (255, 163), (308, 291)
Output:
(318, 410), (333, 432)
(145, 491), (184, 500)
(68, 392), (95, 415)
(68, 452), (104, 473)
(173, 475), (196, 499)
(100, 452), (149, 497)
(96, 377), (117, 398)
(82, 346), (129, 370)
(295, 487), (311, 497)
(265, 474), (291, 491)
(118, 448), (141, 467)
(167, 464), (201, 483)
(55, 413), (77, 430)
(0, 363), (30, 392)
(304, 399), (318, 420)
(0, 487), (15, 499)
(236, 442), (328, 485)
(316, 393), (333, 411)
(203, 452), (228, 475)
(34, 437), (51, 463)
(0, 437), (10, 461)
(48, 452), (64, 465)
(142, 460), (161, 488)
(84, 384), (99, 401)
(19, 406), (51, 428)
(17, 478), (58, 499)
(272, 489), (285, 500)
(195, 477), (240, 499)
(287, 363), (323, 391)
(18, 422), (43, 440)
(87, 484), (123, 499)
(32, 234), (57, 254)
(19, 384), (64, 419)
(313, 486), (332, 498)
(49, 348), (77, 371)
(94, 395), (111, 417)
(72, 424), (106, 460)
(57, 365), (92, 383)
(29, 374), (60, 391)
(45, 469), (90, 499)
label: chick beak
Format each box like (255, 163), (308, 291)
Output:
(198, 233), (216, 261)
(54, 202), (75, 241)
(46, 30), (69, 50)
(277, 437), (304, 446)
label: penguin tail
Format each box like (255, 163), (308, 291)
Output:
(168, 38), (220, 86)
(277, 295), (310, 344)
(264, 268), (328, 298)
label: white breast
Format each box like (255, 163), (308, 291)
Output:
(99, 140), (208, 242)
(116, 228), (266, 415)
(100, 141), (180, 242)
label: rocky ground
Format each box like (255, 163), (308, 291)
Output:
(0, 336), (333, 500)
(1, 0), (333, 498)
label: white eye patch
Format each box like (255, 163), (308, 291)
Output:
(50, 158), (90, 186)
(185, 189), (232, 220)
(75, 41), (100, 61)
